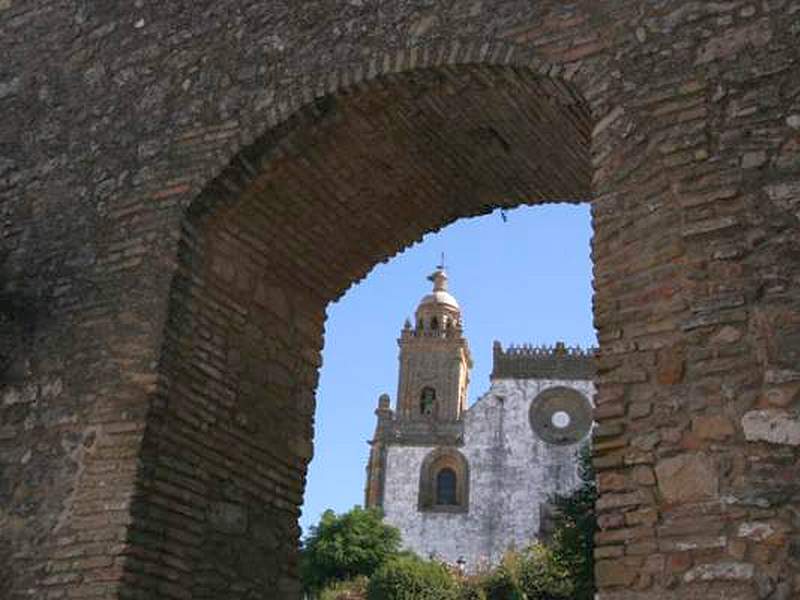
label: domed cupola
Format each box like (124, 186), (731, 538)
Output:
(414, 268), (462, 334)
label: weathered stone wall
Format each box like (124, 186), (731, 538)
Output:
(1, 1), (798, 598)
(382, 377), (594, 568)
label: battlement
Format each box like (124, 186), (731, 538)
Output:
(491, 341), (596, 380)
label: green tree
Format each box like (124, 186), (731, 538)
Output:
(301, 506), (402, 593)
(549, 444), (597, 600)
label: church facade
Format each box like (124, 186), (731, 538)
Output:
(364, 268), (595, 568)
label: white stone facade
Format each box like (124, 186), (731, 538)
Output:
(364, 270), (595, 571)
(381, 376), (594, 569)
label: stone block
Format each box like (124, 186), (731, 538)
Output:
(741, 410), (800, 445)
(596, 545), (626, 559)
(737, 521), (775, 542)
(597, 490), (650, 512)
(692, 415), (735, 440)
(655, 453), (718, 503)
(660, 535), (726, 552)
(683, 561), (754, 583)
(631, 466), (656, 486)
(598, 471), (628, 492)
(629, 402), (652, 419)
(599, 513), (627, 530)
(596, 558), (639, 588)
(727, 539), (747, 560)
(666, 552), (692, 574)
(741, 150), (768, 169)
(626, 508), (658, 526)
(657, 348), (685, 385)
(631, 431), (660, 451)
(710, 326), (742, 345)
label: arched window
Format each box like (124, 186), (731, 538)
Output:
(430, 316), (438, 330)
(420, 387), (436, 415)
(436, 468), (457, 505)
(418, 448), (469, 513)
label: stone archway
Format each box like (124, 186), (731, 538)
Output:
(2, 2), (798, 599)
(143, 63), (592, 597)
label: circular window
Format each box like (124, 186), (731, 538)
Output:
(551, 411), (571, 429)
(529, 387), (592, 445)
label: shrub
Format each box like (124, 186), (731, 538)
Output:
(319, 577), (368, 600)
(456, 579), (487, 600)
(301, 506), (402, 593)
(367, 555), (459, 600)
(449, 546), (573, 600)
(517, 545), (573, 599)
(481, 563), (523, 600)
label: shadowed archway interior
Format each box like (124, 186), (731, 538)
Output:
(140, 64), (593, 597)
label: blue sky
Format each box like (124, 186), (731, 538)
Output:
(300, 203), (595, 534)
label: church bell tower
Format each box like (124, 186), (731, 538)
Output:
(396, 266), (472, 422)
(365, 265), (472, 509)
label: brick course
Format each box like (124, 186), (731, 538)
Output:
(1, 1), (798, 598)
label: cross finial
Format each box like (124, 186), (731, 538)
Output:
(438, 252), (446, 271)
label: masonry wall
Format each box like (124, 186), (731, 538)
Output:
(382, 378), (593, 568)
(1, 1), (799, 598)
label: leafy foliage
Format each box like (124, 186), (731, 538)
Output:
(318, 576), (369, 600)
(301, 506), (402, 593)
(549, 444), (597, 600)
(367, 555), (459, 600)
(480, 563), (523, 600)
(516, 545), (573, 599)
(456, 579), (487, 600)
(466, 546), (572, 600)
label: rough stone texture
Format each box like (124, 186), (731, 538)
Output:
(381, 376), (594, 568)
(692, 415), (736, 440)
(741, 410), (800, 446)
(655, 454), (719, 504)
(683, 561), (755, 583)
(1, 0), (799, 598)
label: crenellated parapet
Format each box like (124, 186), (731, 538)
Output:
(491, 341), (596, 381)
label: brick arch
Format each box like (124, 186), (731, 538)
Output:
(189, 38), (561, 195)
(4, 2), (800, 599)
(184, 63), (591, 300)
(140, 61), (592, 597)
(184, 64), (590, 294)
